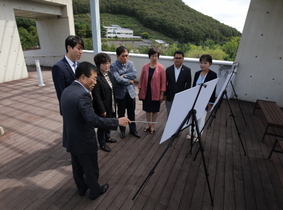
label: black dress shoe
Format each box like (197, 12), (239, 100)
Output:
(106, 138), (117, 143)
(130, 131), (141, 138)
(120, 131), (125, 139)
(100, 144), (111, 152)
(90, 184), (109, 200)
(100, 184), (109, 195)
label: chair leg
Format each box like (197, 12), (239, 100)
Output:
(261, 126), (269, 142)
(268, 138), (279, 160)
(252, 101), (259, 114)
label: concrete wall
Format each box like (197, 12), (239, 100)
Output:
(0, 0), (74, 83)
(0, 1), (28, 83)
(235, 0), (283, 106)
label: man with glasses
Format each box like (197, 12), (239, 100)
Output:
(164, 50), (192, 115)
(110, 46), (141, 139)
(60, 61), (130, 200)
(52, 35), (84, 107)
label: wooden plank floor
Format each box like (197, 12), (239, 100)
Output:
(0, 66), (283, 209)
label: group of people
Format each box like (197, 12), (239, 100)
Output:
(52, 35), (217, 201)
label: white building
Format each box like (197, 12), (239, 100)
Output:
(104, 24), (140, 39)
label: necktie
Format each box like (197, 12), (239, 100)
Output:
(89, 91), (93, 101)
(73, 63), (77, 72)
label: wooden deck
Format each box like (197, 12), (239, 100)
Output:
(0, 66), (283, 210)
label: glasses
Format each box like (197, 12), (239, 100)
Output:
(174, 57), (183, 60)
(121, 54), (129, 58)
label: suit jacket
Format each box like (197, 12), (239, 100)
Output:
(92, 70), (116, 118)
(110, 60), (137, 99)
(193, 70), (217, 103)
(165, 64), (191, 101)
(60, 81), (118, 154)
(52, 57), (76, 102)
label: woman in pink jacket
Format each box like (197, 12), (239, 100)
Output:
(138, 48), (166, 134)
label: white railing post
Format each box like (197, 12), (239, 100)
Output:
(35, 60), (45, 86)
(0, 126), (4, 136)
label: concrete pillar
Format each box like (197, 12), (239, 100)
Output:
(90, 0), (101, 55)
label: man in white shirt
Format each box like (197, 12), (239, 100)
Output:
(164, 50), (192, 115)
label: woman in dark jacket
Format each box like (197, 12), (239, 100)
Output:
(186, 54), (217, 141)
(92, 53), (117, 152)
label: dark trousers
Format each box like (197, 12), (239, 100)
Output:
(97, 129), (111, 147)
(70, 152), (101, 198)
(116, 92), (136, 132)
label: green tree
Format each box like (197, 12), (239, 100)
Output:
(82, 38), (93, 50)
(16, 17), (39, 49)
(222, 37), (240, 61)
(141, 32), (149, 39)
(18, 27), (38, 50)
(73, 0), (90, 14)
(164, 43), (178, 56)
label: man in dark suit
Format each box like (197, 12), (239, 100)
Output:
(52, 35), (84, 104)
(165, 50), (192, 115)
(92, 53), (117, 153)
(110, 46), (141, 139)
(60, 61), (130, 200)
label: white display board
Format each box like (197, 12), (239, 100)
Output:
(160, 78), (218, 144)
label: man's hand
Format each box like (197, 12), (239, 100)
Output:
(129, 79), (135, 84)
(118, 117), (131, 127)
(207, 103), (213, 111)
(100, 112), (106, 117)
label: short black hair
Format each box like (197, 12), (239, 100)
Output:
(65, 35), (84, 53)
(116, 46), (128, 56)
(148, 48), (160, 58)
(93, 53), (111, 68)
(174, 50), (184, 57)
(75, 62), (97, 79)
(199, 54), (212, 64)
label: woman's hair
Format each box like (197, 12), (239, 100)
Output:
(93, 53), (111, 68)
(148, 48), (160, 58)
(199, 54), (212, 64)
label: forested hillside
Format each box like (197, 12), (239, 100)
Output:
(73, 0), (240, 44)
(16, 0), (241, 60)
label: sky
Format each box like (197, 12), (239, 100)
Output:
(182, 0), (251, 32)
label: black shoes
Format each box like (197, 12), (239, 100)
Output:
(100, 144), (111, 152)
(130, 131), (141, 138)
(106, 138), (117, 143)
(100, 184), (109, 195)
(120, 130), (141, 138)
(90, 184), (109, 200)
(120, 131), (125, 139)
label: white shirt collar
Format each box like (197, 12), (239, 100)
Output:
(65, 55), (77, 72)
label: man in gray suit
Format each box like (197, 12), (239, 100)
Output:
(60, 61), (130, 200)
(165, 50), (192, 115)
